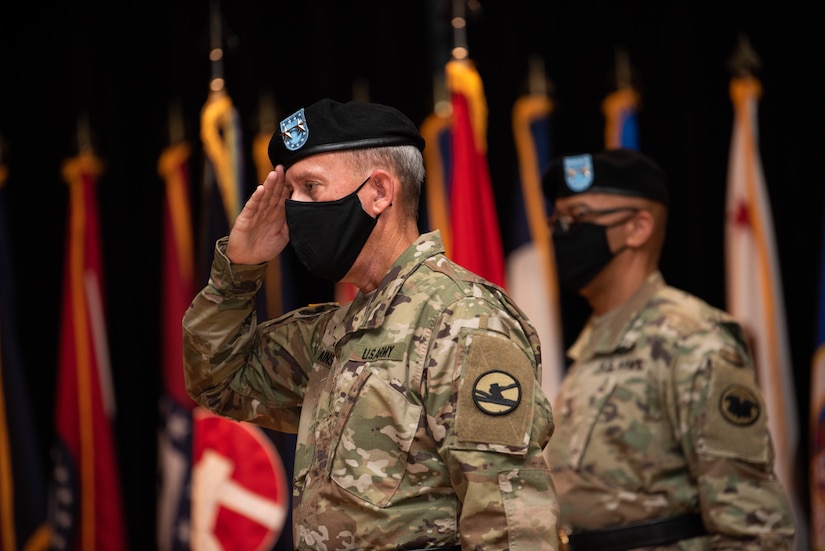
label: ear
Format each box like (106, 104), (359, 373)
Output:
(365, 169), (394, 216)
(625, 209), (654, 248)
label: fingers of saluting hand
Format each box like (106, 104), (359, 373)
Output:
(263, 166), (290, 210)
(245, 166), (287, 219)
(226, 165), (289, 265)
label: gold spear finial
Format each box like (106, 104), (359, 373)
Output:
(614, 46), (632, 89)
(728, 33), (762, 76)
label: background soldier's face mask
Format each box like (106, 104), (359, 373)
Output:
(551, 210), (639, 292)
(285, 177), (376, 282)
(552, 221), (616, 292)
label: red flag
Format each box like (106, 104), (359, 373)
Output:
(157, 142), (197, 551)
(446, 59), (506, 288)
(50, 151), (128, 551)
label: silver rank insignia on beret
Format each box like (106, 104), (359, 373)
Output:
(280, 108), (309, 151)
(563, 153), (594, 192)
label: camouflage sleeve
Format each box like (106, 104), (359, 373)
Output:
(676, 325), (795, 549)
(182, 237), (338, 433)
(426, 296), (560, 550)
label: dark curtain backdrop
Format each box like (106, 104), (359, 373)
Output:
(1, 1), (822, 548)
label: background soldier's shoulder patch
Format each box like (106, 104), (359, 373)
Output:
(700, 353), (770, 463)
(719, 384), (761, 426)
(456, 331), (534, 448)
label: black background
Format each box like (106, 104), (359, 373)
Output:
(1, 1), (823, 548)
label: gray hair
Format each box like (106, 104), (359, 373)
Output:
(347, 145), (425, 221)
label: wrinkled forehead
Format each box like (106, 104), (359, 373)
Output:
(285, 151), (352, 182)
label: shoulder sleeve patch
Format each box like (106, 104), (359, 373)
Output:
(455, 330), (535, 449)
(700, 355), (770, 464)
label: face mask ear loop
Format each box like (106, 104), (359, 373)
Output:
(604, 210), (638, 256)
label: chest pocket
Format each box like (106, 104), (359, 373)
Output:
(566, 358), (669, 485)
(566, 374), (617, 468)
(330, 368), (422, 507)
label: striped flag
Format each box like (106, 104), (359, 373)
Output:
(195, 90), (290, 551)
(509, 90), (564, 400)
(0, 156), (51, 551)
(602, 85), (639, 150)
(49, 151), (128, 551)
(156, 141), (197, 551)
(810, 189), (825, 549)
(725, 74), (807, 550)
(445, 58), (506, 288)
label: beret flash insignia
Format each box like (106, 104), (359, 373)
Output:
(563, 153), (594, 192)
(280, 108), (309, 151)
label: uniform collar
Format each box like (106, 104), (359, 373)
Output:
(569, 271), (665, 360)
(330, 230), (446, 341)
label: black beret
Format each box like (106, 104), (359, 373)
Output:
(542, 148), (669, 205)
(268, 98), (425, 169)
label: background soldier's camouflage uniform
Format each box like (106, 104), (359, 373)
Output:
(184, 231), (561, 550)
(546, 271), (795, 550)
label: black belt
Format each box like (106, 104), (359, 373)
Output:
(303, 546), (459, 551)
(565, 513), (707, 551)
(404, 546), (460, 551)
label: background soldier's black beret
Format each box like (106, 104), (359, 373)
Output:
(542, 148), (669, 205)
(268, 98), (426, 169)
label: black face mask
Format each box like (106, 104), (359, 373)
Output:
(552, 221), (623, 292)
(285, 177), (377, 282)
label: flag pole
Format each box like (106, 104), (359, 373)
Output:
(451, 0), (468, 60)
(167, 98), (186, 146)
(0, 133), (7, 187)
(208, 0), (226, 96)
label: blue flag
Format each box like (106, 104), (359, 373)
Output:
(0, 165), (51, 551)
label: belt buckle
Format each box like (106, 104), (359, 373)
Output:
(558, 524), (571, 551)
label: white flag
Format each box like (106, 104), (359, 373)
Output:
(725, 74), (807, 550)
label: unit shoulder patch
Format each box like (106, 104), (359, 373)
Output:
(456, 331), (535, 448)
(719, 384), (760, 426)
(472, 370), (522, 415)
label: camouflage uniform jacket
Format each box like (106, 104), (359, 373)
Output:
(545, 271), (795, 550)
(184, 231), (560, 551)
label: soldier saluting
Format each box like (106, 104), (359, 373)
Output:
(183, 98), (562, 550)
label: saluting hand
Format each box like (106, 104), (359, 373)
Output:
(225, 166), (290, 265)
